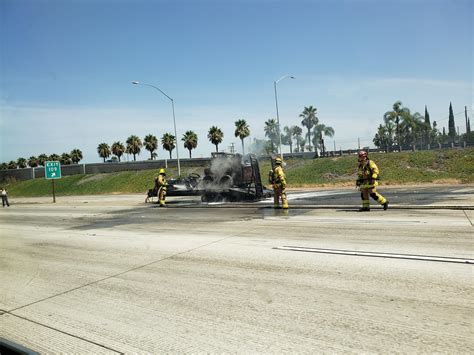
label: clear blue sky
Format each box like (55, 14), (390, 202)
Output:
(1, 0), (472, 163)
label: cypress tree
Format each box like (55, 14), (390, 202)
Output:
(424, 105), (431, 127)
(424, 105), (431, 146)
(448, 102), (456, 139)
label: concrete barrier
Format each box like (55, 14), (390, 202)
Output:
(0, 158), (212, 182)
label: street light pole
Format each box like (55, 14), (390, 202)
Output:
(273, 75), (295, 159)
(132, 81), (181, 176)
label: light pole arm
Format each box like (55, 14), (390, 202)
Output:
(132, 81), (181, 176)
(276, 75), (295, 84)
(140, 83), (173, 102)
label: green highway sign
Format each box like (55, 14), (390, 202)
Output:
(45, 161), (61, 179)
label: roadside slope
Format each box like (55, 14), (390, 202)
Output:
(4, 148), (474, 197)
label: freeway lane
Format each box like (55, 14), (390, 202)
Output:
(285, 185), (474, 207)
(0, 186), (473, 353)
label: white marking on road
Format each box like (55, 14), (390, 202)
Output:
(275, 246), (474, 264)
(258, 190), (349, 203)
(287, 190), (349, 200)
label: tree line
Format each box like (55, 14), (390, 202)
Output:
(373, 101), (472, 151)
(0, 101), (474, 169)
(1, 105), (336, 169)
(95, 120), (250, 162)
(0, 149), (83, 170)
(3, 101), (471, 170)
(94, 106), (335, 162)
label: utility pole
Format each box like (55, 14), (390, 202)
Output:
(358, 137), (360, 150)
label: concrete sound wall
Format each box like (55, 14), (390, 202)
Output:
(0, 158), (212, 183)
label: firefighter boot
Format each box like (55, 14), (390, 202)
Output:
(370, 192), (388, 210)
(359, 200), (370, 212)
(281, 191), (289, 209)
(273, 190), (281, 209)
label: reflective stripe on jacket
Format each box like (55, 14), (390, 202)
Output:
(358, 160), (379, 188)
(157, 174), (167, 188)
(273, 166), (287, 188)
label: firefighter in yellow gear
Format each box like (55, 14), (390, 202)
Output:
(157, 168), (167, 207)
(269, 157), (288, 209)
(356, 150), (388, 212)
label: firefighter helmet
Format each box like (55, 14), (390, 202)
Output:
(159, 168), (166, 175)
(274, 157), (282, 165)
(358, 150), (368, 160)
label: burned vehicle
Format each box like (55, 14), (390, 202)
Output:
(145, 153), (272, 203)
(146, 172), (201, 202)
(166, 173), (201, 196)
(198, 152), (273, 202)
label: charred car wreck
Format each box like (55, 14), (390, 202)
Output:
(146, 153), (272, 203)
(199, 152), (273, 202)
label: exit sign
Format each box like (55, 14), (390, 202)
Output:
(45, 161), (61, 179)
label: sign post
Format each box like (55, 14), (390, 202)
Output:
(45, 161), (61, 203)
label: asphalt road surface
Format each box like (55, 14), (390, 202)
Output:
(1, 185), (473, 353)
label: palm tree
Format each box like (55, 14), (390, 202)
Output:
(401, 111), (424, 149)
(384, 101), (410, 151)
(70, 149), (83, 164)
(28, 156), (39, 168)
(373, 120), (395, 152)
(144, 134), (158, 160)
(111, 141), (125, 162)
(208, 126), (224, 152)
(37, 154), (48, 166)
(182, 130), (198, 158)
(299, 106), (319, 152)
(283, 126), (293, 153)
(0, 163), (7, 170)
(49, 153), (60, 161)
(313, 124), (335, 156)
(299, 138), (306, 152)
(17, 157), (27, 168)
(161, 133), (176, 159)
(291, 126), (303, 152)
(264, 119), (279, 154)
(385, 121), (395, 151)
(125, 146), (132, 161)
(60, 153), (72, 165)
(234, 119), (250, 154)
(7, 161), (17, 169)
(97, 143), (111, 162)
(126, 135), (142, 161)
(373, 123), (394, 152)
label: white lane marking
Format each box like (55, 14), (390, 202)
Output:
(275, 246), (474, 264)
